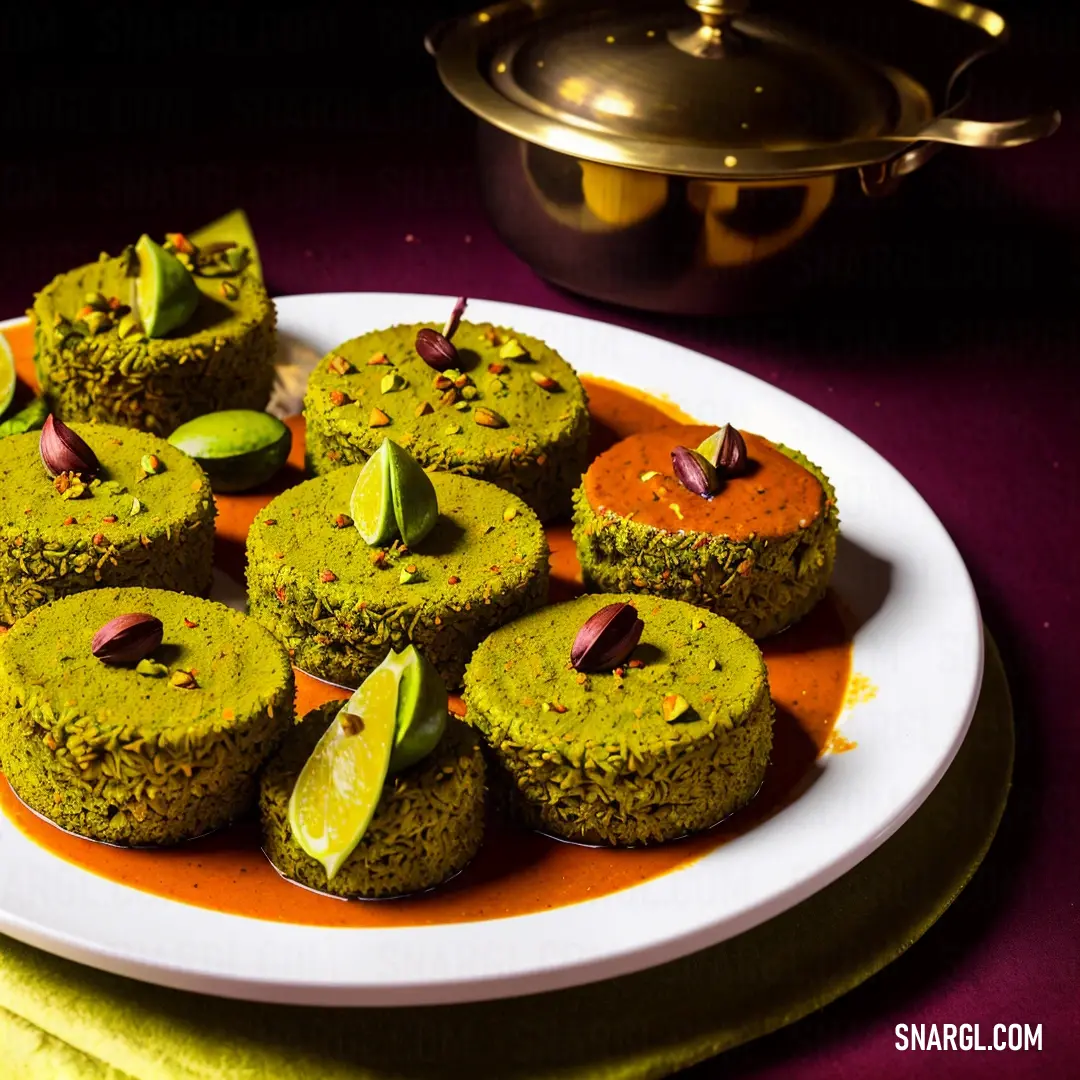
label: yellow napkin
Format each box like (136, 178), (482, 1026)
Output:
(0, 637), (1013, 1080)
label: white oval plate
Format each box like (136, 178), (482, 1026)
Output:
(0, 295), (982, 1005)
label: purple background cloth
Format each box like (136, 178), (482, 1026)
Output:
(1, 3), (1077, 1073)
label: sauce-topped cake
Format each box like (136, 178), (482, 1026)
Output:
(573, 424), (838, 638)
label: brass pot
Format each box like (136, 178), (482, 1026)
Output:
(428, 0), (1060, 315)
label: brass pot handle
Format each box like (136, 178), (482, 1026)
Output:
(862, 108), (1061, 196)
(905, 110), (1062, 148)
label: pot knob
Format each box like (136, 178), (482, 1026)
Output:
(678, 0), (750, 57)
(687, 0), (750, 27)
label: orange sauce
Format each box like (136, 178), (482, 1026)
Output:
(585, 424), (823, 540)
(0, 340), (853, 927)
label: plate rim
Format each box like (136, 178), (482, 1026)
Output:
(0, 295), (983, 1005)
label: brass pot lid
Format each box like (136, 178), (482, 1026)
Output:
(429, 0), (1055, 178)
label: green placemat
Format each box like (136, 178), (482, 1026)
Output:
(0, 635), (1013, 1080)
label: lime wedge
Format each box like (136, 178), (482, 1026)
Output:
(385, 440), (439, 548)
(390, 645), (447, 772)
(0, 333), (15, 420)
(350, 442), (397, 546)
(287, 666), (398, 881)
(135, 234), (200, 338)
(696, 428), (724, 467)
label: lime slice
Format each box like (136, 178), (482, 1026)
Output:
(287, 666), (398, 881)
(0, 333), (15, 420)
(135, 234), (200, 338)
(350, 442), (397, 546)
(385, 440), (439, 548)
(390, 646), (447, 772)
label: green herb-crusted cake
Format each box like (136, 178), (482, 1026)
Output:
(0, 422), (215, 626)
(303, 321), (589, 521)
(572, 426), (839, 639)
(462, 593), (773, 847)
(260, 702), (485, 898)
(0, 587), (294, 845)
(30, 211), (276, 434)
(246, 466), (549, 688)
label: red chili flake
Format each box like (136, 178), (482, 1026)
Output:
(62, 516), (75, 526)
(693, 536), (709, 550)
(319, 569), (337, 583)
(487, 362), (508, 375)
(551, 703), (568, 714)
(329, 389), (351, 407)
(103, 515), (118, 524)
(184, 618), (199, 629)
(371, 550), (387, 567)
(489, 565), (501, 573)
(628, 659), (645, 669)
(448, 575), (460, 585)
(333, 514), (348, 528)
(167, 232), (195, 254)
(92, 533), (105, 546)
(326, 450), (341, 462)
(108, 296), (122, 310)
(275, 586), (287, 603)
(77, 305), (95, 318)
(264, 518), (276, 526)
(536, 454), (548, 466)
(613, 667), (625, 678)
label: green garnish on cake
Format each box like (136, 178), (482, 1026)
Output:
(0, 587), (294, 845)
(246, 444), (549, 688)
(262, 646), (483, 898)
(0, 418), (215, 626)
(30, 210), (276, 434)
(463, 593), (774, 846)
(304, 299), (589, 521)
